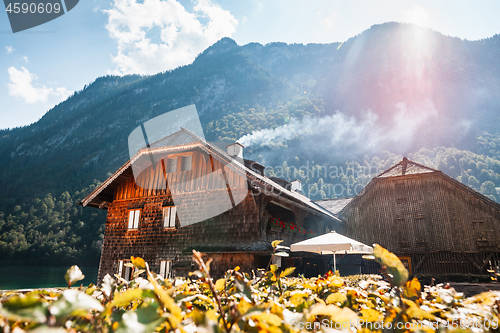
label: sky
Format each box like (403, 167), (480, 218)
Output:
(1, 0), (500, 129)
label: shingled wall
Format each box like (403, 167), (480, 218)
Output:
(97, 187), (261, 282)
(340, 171), (500, 274)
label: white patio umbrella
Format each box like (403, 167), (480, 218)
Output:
(290, 231), (373, 272)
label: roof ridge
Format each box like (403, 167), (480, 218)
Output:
(376, 156), (439, 178)
(145, 127), (205, 149)
(81, 130), (340, 221)
(437, 172), (500, 211)
(314, 196), (356, 202)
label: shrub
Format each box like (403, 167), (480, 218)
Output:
(1, 245), (500, 332)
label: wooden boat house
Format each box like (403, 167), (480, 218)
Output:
(81, 128), (342, 281)
(316, 157), (500, 275)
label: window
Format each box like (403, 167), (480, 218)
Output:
(118, 260), (134, 281)
(160, 260), (173, 279)
(163, 206), (177, 228)
(128, 209), (141, 229)
(395, 182), (406, 202)
(165, 154), (192, 173)
(166, 158), (177, 173)
(181, 155), (192, 171)
(398, 241), (410, 248)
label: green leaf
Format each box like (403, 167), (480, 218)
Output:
(188, 270), (204, 278)
(402, 299), (436, 320)
(114, 311), (147, 333)
(234, 274), (253, 303)
(308, 304), (359, 328)
(49, 290), (104, 320)
(132, 269), (146, 278)
(109, 288), (144, 309)
(403, 277), (422, 300)
(373, 244), (408, 286)
(29, 327), (68, 333)
(147, 271), (182, 321)
(250, 312), (283, 326)
(0, 294), (48, 323)
(131, 256), (146, 269)
(215, 278), (226, 292)
(326, 292), (347, 305)
(136, 302), (164, 331)
(271, 240), (284, 248)
(64, 265), (85, 287)
(279, 267), (296, 278)
(359, 308), (383, 322)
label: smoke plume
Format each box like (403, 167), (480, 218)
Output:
(238, 100), (439, 156)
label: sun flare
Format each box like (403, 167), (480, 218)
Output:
(404, 6), (431, 28)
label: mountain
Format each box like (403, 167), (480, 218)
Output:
(245, 23), (500, 149)
(2, 22), (500, 205)
(2, 22), (500, 264)
(0, 37), (296, 210)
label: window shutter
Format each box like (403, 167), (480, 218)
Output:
(163, 207), (170, 228)
(160, 260), (166, 279)
(167, 158), (177, 173)
(181, 156), (192, 171)
(166, 260), (172, 279)
(170, 206), (176, 227)
(128, 211), (134, 229)
(124, 266), (131, 281)
(133, 210), (140, 229)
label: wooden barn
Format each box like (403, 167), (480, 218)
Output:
(316, 157), (500, 275)
(81, 128), (341, 282)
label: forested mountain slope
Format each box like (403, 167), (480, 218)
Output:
(1, 22), (500, 265)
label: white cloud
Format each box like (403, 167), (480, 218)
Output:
(7, 67), (72, 104)
(104, 0), (238, 75)
(23, 56), (28, 63)
(5, 46), (14, 54)
(322, 12), (338, 28)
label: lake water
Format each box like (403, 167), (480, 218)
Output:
(0, 266), (98, 290)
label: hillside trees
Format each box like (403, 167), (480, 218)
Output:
(0, 182), (105, 266)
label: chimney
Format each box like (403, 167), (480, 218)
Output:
(290, 179), (302, 193)
(401, 157), (409, 176)
(226, 142), (244, 159)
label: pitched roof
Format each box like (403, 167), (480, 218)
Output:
(376, 157), (438, 178)
(81, 128), (340, 221)
(314, 197), (355, 215)
(333, 157), (500, 215)
(147, 129), (200, 148)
